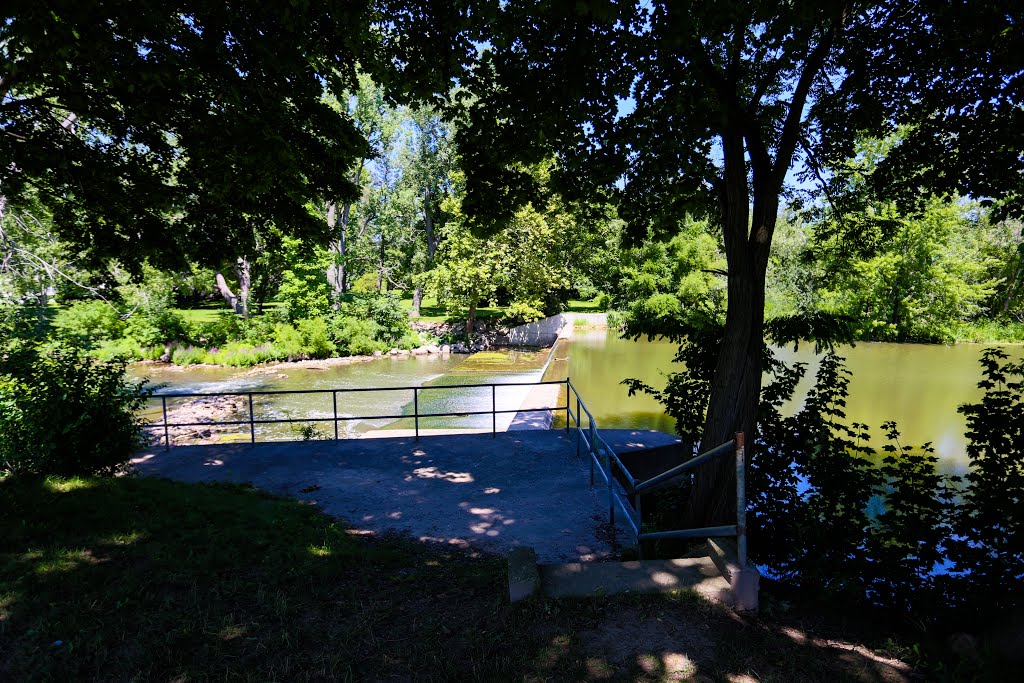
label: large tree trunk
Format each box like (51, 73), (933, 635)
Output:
(215, 256), (251, 317)
(325, 201), (351, 304)
(685, 129), (776, 527)
(411, 287), (423, 316)
(411, 186), (439, 318)
(215, 272), (241, 314)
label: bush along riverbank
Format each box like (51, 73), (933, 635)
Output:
(48, 292), (568, 369)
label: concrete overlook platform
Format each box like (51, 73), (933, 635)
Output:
(132, 429), (681, 563)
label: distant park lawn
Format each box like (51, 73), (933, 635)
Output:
(0, 474), (918, 681)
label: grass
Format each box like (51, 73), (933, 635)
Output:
(0, 475), (921, 682)
(172, 301), (284, 325)
(399, 296), (505, 324)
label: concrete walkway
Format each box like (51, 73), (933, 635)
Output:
(131, 429), (680, 563)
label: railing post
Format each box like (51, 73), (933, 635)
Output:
(589, 421), (596, 485)
(636, 492), (644, 560)
(248, 393), (255, 445)
(414, 387), (419, 441)
(735, 432), (747, 567)
(161, 395), (170, 450)
(607, 445), (615, 530)
(575, 393), (582, 459)
(565, 377), (570, 432)
(333, 391), (339, 441)
(492, 384), (497, 437)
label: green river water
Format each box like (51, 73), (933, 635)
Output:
(133, 330), (1023, 474)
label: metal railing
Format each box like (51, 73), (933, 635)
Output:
(566, 378), (747, 564)
(149, 379), (572, 449)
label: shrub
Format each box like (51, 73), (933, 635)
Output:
(272, 323), (305, 361)
(593, 292), (612, 311)
(504, 301), (546, 325)
(206, 343), (278, 367)
(331, 316), (384, 356)
(0, 341), (149, 476)
(171, 346), (209, 366)
(92, 338), (143, 362)
(192, 311), (244, 347)
(296, 318), (336, 359)
(139, 345), (166, 361)
(350, 272), (380, 293)
(364, 294), (411, 343)
(51, 300), (124, 347)
(124, 309), (188, 347)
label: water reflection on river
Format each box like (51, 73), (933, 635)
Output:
(548, 330), (1024, 475)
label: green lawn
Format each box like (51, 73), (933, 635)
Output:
(0, 475), (922, 681)
(399, 295), (505, 323)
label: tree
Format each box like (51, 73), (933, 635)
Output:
(400, 106), (458, 315)
(324, 74), (391, 302)
(453, 1), (1024, 525)
(0, 1), (420, 267)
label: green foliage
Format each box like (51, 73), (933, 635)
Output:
(124, 309), (188, 347)
(952, 349), (1024, 619)
(295, 318), (337, 359)
(272, 323), (306, 362)
(631, 335), (1023, 626)
(815, 197), (998, 342)
(277, 239), (334, 321)
(0, 341), (148, 476)
(91, 338), (144, 362)
(51, 301), (124, 348)
(617, 218), (726, 340)
(0, 0), (404, 267)
(331, 316), (384, 356)
(359, 294), (410, 344)
(504, 301), (546, 326)
(170, 346), (210, 366)
(205, 343), (279, 368)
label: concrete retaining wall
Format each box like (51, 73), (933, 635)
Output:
(498, 313), (609, 347)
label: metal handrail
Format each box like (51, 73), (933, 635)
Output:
(565, 378), (747, 565)
(150, 379), (571, 449)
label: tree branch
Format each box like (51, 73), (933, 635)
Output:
(773, 20), (840, 187)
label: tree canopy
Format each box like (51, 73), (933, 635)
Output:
(0, 1), (469, 267)
(451, 0), (1024, 523)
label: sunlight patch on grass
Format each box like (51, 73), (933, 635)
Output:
(33, 549), (105, 575)
(103, 531), (145, 546)
(43, 477), (95, 493)
(307, 544), (332, 557)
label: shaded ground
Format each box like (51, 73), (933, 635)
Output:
(0, 476), (916, 682)
(134, 430), (655, 562)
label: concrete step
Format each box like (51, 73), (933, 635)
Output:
(538, 556), (733, 605)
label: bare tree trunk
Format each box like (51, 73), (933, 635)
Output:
(236, 256), (251, 318)
(215, 271), (241, 314)
(411, 287), (423, 316)
(411, 186), (439, 318)
(377, 238), (386, 293)
(215, 256), (251, 317)
(325, 201), (351, 305)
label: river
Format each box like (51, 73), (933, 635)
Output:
(133, 330), (1023, 474)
